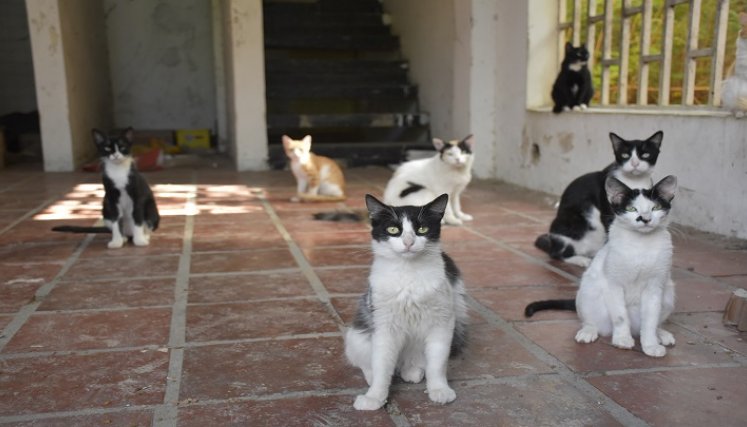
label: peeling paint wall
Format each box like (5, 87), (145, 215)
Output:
(104, 0), (216, 130)
(0, 0), (37, 116)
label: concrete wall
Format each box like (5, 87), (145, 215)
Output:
(0, 0), (37, 116)
(104, 0), (216, 130)
(220, 0), (267, 170)
(26, 0), (112, 171)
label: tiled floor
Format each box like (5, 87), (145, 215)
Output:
(0, 163), (745, 427)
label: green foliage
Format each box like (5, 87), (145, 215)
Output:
(562, 0), (747, 106)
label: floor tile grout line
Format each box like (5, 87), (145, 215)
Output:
(0, 195), (59, 237)
(152, 175), (196, 427)
(260, 197), (346, 330)
(0, 175), (36, 194)
(0, 332), (345, 361)
(0, 404), (160, 425)
(582, 362), (747, 378)
(466, 295), (650, 427)
(0, 233), (95, 352)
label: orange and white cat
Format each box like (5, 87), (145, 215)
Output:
(723, 12), (747, 118)
(282, 135), (347, 202)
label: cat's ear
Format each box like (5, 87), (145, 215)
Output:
(92, 129), (106, 147)
(609, 132), (625, 153)
(424, 194), (449, 219)
(647, 130), (664, 149)
(605, 176), (630, 205)
(653, 175), (677, 203)
(462, 134), (475, 150)
(301, 135), (312, 151)
(432, 138), (445, 151)
(365, 194), (389, 218)
(122, 127), (134, 144)
(282, 135), (293, 149)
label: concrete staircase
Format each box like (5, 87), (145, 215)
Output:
(263, 0), (431, 168)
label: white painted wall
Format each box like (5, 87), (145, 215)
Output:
(104, 0), (216, 130)
(26, 0), (112, 171)
(220, 0), (267, 170)
(0, 0), (37, 116)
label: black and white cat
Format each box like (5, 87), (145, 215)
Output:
(52, 128), (160, 248)
(345, 194), (468, 410)
(552, 42), (594, 113)
(383, 135), (474, 225)
(526, 175), (678, 358)
(535, 131), (663, 267)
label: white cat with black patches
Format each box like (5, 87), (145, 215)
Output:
(345, 194), (468, 410)
(526, 175), (678, 358)
(53, 128), (160, 248)
(383, 135), (474, 225)
(535, 131), (663, 267)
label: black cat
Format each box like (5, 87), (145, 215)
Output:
(53, 128), (159, 248)
(552, 42), (594, 113)
(534, 131), (664, 267)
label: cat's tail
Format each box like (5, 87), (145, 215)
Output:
(51, 225), (110, 234)
(312, 211), (366, 223)
(524, 299), (576, 317)
(534, 233), (575, 259)
(298, 193), (347, 202)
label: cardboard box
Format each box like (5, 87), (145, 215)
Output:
(723, 289), (747, 332)
(176, 129), (211, 150)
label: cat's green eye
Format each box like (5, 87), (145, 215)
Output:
(652, 203), (663, 211)
(625, 206), (637, 212)
(417, 226), (429, 234)
(641, 153), (650, 159)
(621, 153), (630, 159)
(386, 226), (400, 235)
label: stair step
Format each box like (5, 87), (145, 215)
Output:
(266, 59), (408, 73)
(267, 98), (419, 115)
(264, 34), (399, 50)
(267, 113), (429, 129)
(268, 127), (429, 145)
(267, 72), (408, 86)
(264, 12), (387, 26)
(263, 0), (384, 14)
(267, 84), (417, 99)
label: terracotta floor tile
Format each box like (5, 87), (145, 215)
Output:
(180, 338), (358, 400)
(4, 308), (171, 353)
(191, 231), (286, 252)
(291, 230), (371, 248)
(189, 249), (296, 274)
(673, 246), (747, 277)
(0, 242), (77, 263)
(315, 266), (370, 294)
(191, 211), (269, 225)
(81, 235), (185, 257)
(460, 258), (570, 288)
(472, 285), (578, 321)
(476, 223), (549, 243)
(0, 350), (168, 415)
(393, 375), (622, 426)
(0, 314), (12, 330)
(670, 312), (747, 356)
(0, 262), (63, 286)
(178, 395), (394, 427)
(186, 299), (338, 342)
(718, 275), (747, 288)
(192, 219), (275, 236)
(301, 246), (373, 267)
(0, 281), (41, 313)
(516, 320), (739, 373)
(588, 367), (747, 427)
(39, 278), (175, 311)
(672, 273), (735, 313)
(440, 241), (512, 264)
(188, 271), (311, 303)
(10, 410), (154, 427)
(64, 255), (180, 280)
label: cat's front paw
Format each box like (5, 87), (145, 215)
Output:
(107, 239), (124, 249)
(442, 217), (463, 226)
(612, 333), (635, 349)
(133, 236), (150, 247)
(579, 103), (588, 110)
(458, 213), (474, 221)
(657, 328), (676, 346)
(400, 367), (424, 383)
(290, 196), (301, 203)
(575, 325), (598, 343)
(427, 386), (456, 404)
(642, 344), (667, 357)
(572, 105), (582, 112)
(353, 394), (385, 411)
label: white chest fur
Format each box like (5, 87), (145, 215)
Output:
(104, 160), (134, 228)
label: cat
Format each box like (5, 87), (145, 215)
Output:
(552, 42), (594, 113)
(344, 194), (469, 410)
(722, 12), (747, 118)
(52, 128), (160, 248)
(383, 135), (474, 226)
(526, 175), (678, 358)
(534, 130), (663, 267)
(282, 135), (346, 202)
